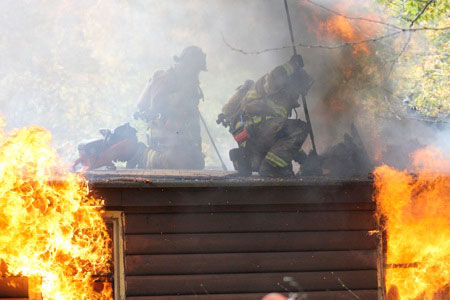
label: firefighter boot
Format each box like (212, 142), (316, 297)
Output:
(259, 159), (294, 178)
(229, 148), (252, 176)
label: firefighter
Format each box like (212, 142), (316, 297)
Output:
(218, 54), (313, 177)
(136, 46), (207, 169)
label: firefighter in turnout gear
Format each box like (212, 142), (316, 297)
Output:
(218, 54), (313, 177)
(136, 46), (206, 169)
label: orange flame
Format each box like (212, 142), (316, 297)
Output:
(0, 118), (112, 299)
(320, 15), (372, 55)
(374, 147), (450, 299)
(308, 1), (382, 56)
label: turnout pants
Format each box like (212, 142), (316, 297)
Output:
(246, 118), (308, 175)
(145, 146), (205, 170)
(143, 121), (205, 170)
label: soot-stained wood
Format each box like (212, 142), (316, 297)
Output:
(125, 185), (370, 205)
(125, 231), (378, 255)
(105, 202), (375, 213)
(126, 250), (377, 275)
(124, 211), (376, 234)
(86, 169), (373, 186)
(94, 184), (374, 208)
(126, 290), (379, 300)
(126, 270), (378, 296)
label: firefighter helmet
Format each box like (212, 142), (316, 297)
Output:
(174, 46), (207, 71)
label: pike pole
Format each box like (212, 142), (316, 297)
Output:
(283, 0), (318, 155)
(198, 87), (228, 171)
(199, 112), (228, 171)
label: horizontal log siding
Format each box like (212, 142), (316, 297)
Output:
(126, 270), (378, 296)
(93, 180), (379, 299)
(96, 184), (374, 208)
(126, 251), (377, 275)
(127, 290), (379, 300)
(125, 211), (376, 234)
(126, 231), (377, 254)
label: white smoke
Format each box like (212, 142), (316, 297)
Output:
(0, 0), (447, 170)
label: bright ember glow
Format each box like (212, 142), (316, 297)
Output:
(374, 148), (450, 300)
(0, 118), (112, 299)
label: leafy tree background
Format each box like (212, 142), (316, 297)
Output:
(376, 0), (449, 118)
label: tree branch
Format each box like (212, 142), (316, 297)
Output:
(410, 0), (435, 26)
(306, 0), (403, 30)
(306, 0), (447, 31)
(384, 96), (402, 120)
(221, 24), (448, 56)
(385, 30), (412, 80)
(385, 0), (437, 80)
(221, 30), (402, 55)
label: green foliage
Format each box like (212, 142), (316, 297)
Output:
(377, 0), (450, 25)
(377, 0), (450, 118)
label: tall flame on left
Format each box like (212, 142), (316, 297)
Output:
(0, 118), (112, 299)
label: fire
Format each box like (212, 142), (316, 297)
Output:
(374, 148), (450, 299)
(0, 118), (112, 299)
(319, 15), (372, 55)
(304, 0), (382, 56)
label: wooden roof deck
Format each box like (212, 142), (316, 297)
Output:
(86, 169), (373, 188)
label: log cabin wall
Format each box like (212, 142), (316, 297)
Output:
(0, 172), (381, 300)
(89, 172), (382, 300)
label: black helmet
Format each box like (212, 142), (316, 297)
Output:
(174, 46), (207, 71)
(289, 54), (304, 69)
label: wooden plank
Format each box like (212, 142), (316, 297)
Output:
(126, 270), (378, 296)
(127, 290), (378, 300)
(125, 212), (376, 234)
(125, 231), (377, 255)
(90, 188), (122, 207)
(0, 277), (28, 298)
(117, 185), (373, 207)
(106, 203), (375, 214)
(87, 170), (373, 186)
(125, 250), (377, 275)
(88, 168), (234, 179)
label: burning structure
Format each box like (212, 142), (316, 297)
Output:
(0, 0), (448, 299)
(1, 122), (448, 299)
(375, 148), (450, 300)
(0, 122), (112, 299)
(85, 168), (382, 299)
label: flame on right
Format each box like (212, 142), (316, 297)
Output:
(374, 148), (450, 300)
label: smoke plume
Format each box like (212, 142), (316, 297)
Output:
(0, 0), (447, 171)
